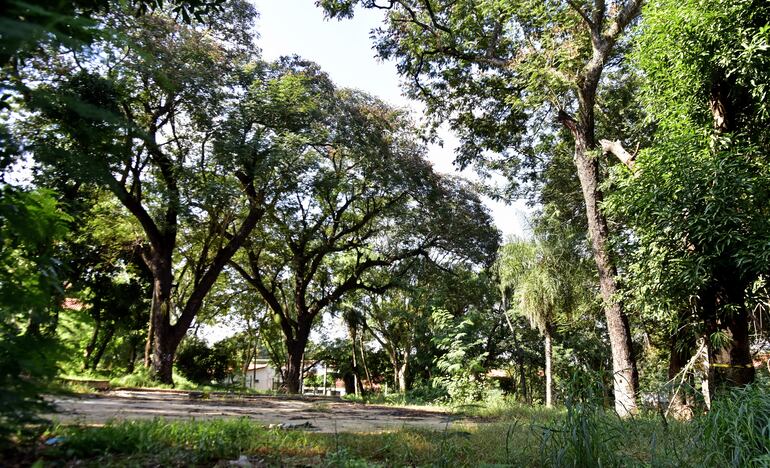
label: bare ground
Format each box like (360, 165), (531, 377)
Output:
(46, 390), (475, 433)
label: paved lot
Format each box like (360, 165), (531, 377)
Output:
(47, 390), (471, 433)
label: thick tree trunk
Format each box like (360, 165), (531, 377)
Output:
(284, 322), (312, 394)
(703, 275), (755, 389)
(151, 321), (180, 384)
(713, 314), (754, 386)
(284, 340), (304, 394)
(544, 326), (553, 408)
(397, 360), (408, 394)
(561, 107), (639, 417)
(148, 270), (176, 383)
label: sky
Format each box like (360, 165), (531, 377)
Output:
(252, 0), (531, 240)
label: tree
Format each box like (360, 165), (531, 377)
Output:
(499, 232), (588, 407)
(362, 287), (427, 393)
(321, 0), (645, 416)
(606, 0), (770, 392)
(231, 78), (499, 393)
(499, 241), (552, 406)
(16, 2), (283, 383)
(0, 0), (232, 63)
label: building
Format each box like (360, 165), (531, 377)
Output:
(241, 359), (347, 395)
(243, 359), (279, 392)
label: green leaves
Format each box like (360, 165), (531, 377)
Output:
(497, 232), (590, 335)
(431, 307), (489, 403)
(0, 187), (71, 438)
(633, 0), (770, 129)
(607, 0), (770, 348)
(0, 188), (71, 315)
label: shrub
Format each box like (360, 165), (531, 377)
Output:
(175, 337), (229, 385)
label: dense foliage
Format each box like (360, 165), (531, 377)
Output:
(1, 0), (770, 462)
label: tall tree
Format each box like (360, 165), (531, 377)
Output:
(15, 3), (284, 382)
(363, 287), (427, 393)
(499, 233), (587, 407)
(607, 0), (770, 391)
(321, 0), (644, 415)
(231, 82), (499, 393)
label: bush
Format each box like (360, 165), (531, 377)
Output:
(175, 337), (229, 385)
(0, 188), (70, 444)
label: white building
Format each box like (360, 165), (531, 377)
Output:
(241, 359), (347, 395)
(243, 359), (279, 392)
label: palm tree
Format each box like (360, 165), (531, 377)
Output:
(498, 236), (580, 407)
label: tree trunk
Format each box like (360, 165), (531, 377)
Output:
(395, 348), (410, 393)
(564, 113), (639, 417)
(143, 301), (154, 368)
(349, 322), (361, 397)
(397, 361), (408, 394)
(285, 341), (303, 394)
(510, 325), (528, 403)
(284, 321), (312, 394)
(703, 276), (755, 389)
(151, 321), (180, 384)
(148, 270), (177, 383)
(83, 314), (101, 371)
(126, 337), (137, 373)
(544, 326), (553, 408)
(90, 324), (115, 371)
(359, 334), (372, 392)
(717, 309), (755, 387)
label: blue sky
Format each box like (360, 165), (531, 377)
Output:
(252, 0), (530, 240)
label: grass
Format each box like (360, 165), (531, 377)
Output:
(14, 408), (692, 467)
(12, 382), (770, 467)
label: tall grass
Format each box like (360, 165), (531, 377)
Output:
(699, 382), (770, 467)
(46, 419), (326, 466)
(535, 370), (620, 467)
(28, 381), (770, 467)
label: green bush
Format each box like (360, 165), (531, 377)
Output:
(175, 337), (229, 385)
(109, 367), (205, 391)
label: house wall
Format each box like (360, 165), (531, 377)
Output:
(244, 366), (277, 391)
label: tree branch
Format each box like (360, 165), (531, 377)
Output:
(599, 139), (636, 170)
(567, 0), (595, 29)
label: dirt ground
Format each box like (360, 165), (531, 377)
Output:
(46, 390), (475, 433)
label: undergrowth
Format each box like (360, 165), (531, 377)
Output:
(10, 381), (770, 467)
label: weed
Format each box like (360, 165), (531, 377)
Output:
(23, 383), (770, 467)
(699, 382), (770, 467)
